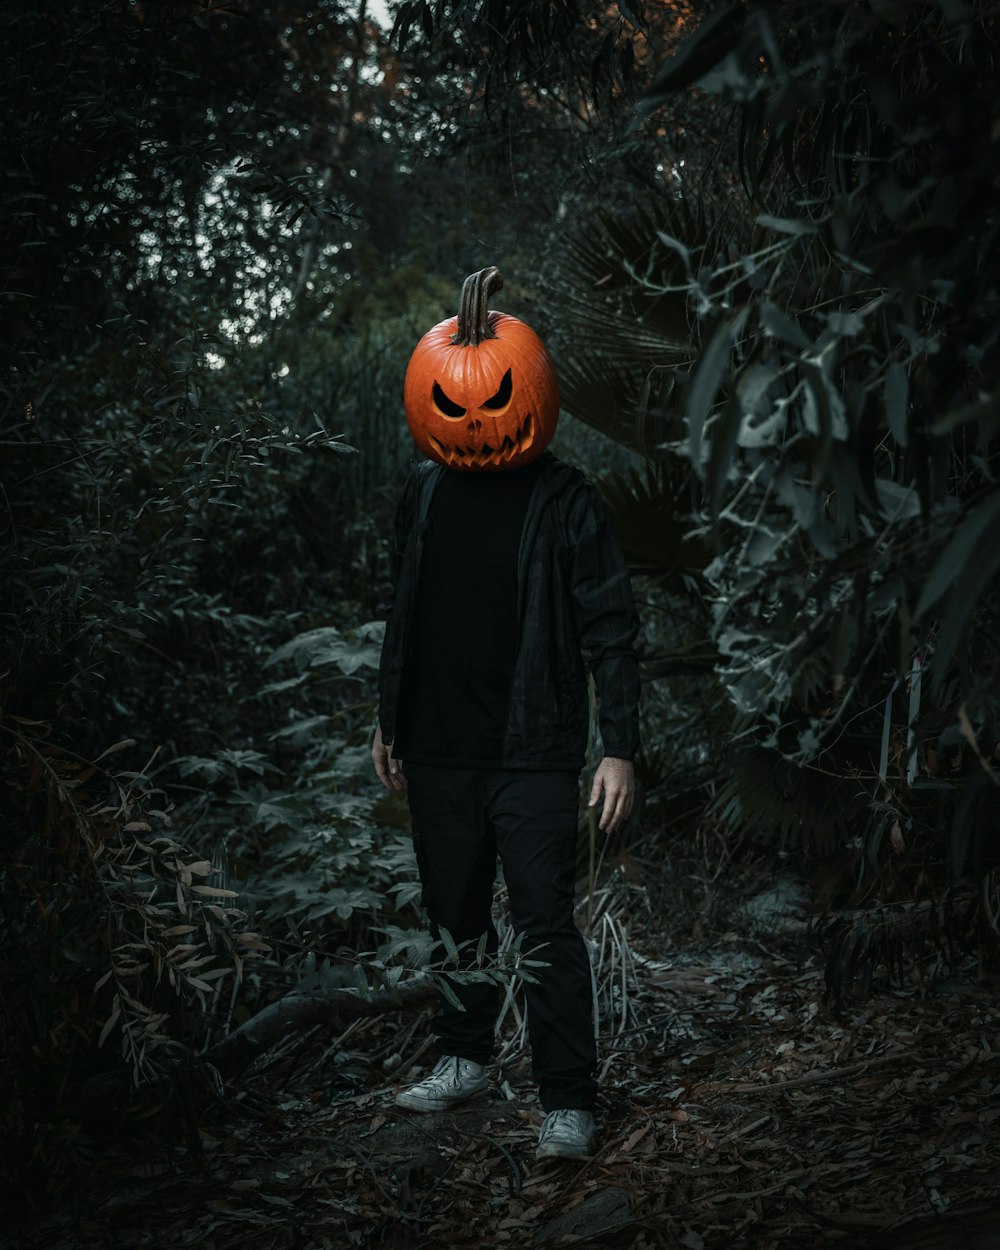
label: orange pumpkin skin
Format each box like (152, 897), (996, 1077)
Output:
(403, 270), (559, 471)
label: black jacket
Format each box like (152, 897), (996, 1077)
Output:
(377, 450), (641, 771)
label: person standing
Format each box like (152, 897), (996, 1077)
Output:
(372, 267), (640, 1160)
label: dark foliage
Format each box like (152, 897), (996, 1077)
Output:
(2, 0), (998, 1214)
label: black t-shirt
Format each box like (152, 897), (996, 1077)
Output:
(393, 455), (549, 767)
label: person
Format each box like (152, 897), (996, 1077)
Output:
(371, 267), (641, 1161)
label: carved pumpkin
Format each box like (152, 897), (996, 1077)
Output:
(403, 266), (559, 471)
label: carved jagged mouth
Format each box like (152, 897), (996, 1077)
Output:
(428, 412), (535, 469)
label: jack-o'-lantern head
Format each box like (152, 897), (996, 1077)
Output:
(403, 266), (559, 471)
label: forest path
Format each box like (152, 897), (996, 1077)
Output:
(14, 875), (999, 1250)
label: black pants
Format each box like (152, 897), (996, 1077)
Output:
(405, 763), (597, 1112)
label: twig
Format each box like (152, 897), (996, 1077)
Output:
(711, 1048), (908, 1094)
(397, 1032), (435, 1078)
(452, 1123), (522, 1198)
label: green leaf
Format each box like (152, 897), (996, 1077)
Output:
(916, 492), (1000, 618)
(352, 963), (370, 999)
(438, 925), (461, 968)
(707, 392), (743, 519)
(824, 311), (865, 337)
(268, 714), (332, 743)
(618, 2), (644, 29)
(686, 309), (748, 473)
(884, 362), (909, 446)
(436, 974), (467, 1013)
(383, 965), (403, 1004)
(756, 213), (816, 236)
(949, 770), (991, 880)
(929, 389), (999, 438)
(760, 302), (810, 351)
(637, 5), (749, 114)
(800, 361), (843, 486)
(929, 519), (1000, 686)
(873, 479), (921, 522)
(655, 229), (692, 272)
(265, 625), (381, 676)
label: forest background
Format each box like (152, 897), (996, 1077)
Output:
(1, 0), (998, 1228)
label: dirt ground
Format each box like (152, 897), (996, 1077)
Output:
(8, 840), (1000, 1250)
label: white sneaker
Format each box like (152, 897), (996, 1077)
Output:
(536, 1109), (596, 1159)
(394, 1055), (489, 1112)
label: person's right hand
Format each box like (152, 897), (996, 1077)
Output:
(372, 720), (406, 791)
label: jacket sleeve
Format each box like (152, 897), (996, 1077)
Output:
(389, 465), (418, 598)
(568, 481), (641, 761)
(377, 464), (419, 738)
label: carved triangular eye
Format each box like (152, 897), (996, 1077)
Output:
(433, 382), (466, 418)
(482, 368), (512, 410)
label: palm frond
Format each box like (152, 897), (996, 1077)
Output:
(548, 197), (717, 455)
(558, 353), (681, 455)
(710, 745), (859, 856)
(594, 457), (713, 583)
(556, 198), (709, 361)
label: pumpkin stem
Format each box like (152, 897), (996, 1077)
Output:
(451, 266), (504, 347)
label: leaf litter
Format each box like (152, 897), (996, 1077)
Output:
(8, 849), (1000, 1250)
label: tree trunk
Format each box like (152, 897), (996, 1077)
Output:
(200, 973), (436, 1079)
(62, 974), (436, 1122)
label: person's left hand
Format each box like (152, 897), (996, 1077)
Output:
(588, 757), (635, 833)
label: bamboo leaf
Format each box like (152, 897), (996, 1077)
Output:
(93, 738), (138, 763)
(438, 925), (461, 968)
(436, 974), (467, 1012)
(98, 999), (121, 1048)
